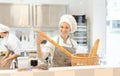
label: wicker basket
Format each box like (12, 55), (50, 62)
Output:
(71, 53), (99, 66)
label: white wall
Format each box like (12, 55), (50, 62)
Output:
(86, 0), (106, 57)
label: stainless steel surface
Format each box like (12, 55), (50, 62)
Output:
(33, 4), (67, 27)
(0, 3), (30, 27)
(0, 3), (67, 27)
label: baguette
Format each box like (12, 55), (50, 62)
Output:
(89, 39), (100, 57)
(35, 29), (72, 58)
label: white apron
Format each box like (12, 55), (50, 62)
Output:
(52, 37), (76, 67)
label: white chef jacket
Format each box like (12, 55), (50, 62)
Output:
(0, 33), (21, 55)
(41, 35), (78, 60)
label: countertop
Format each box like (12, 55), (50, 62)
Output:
(0, 65), (120, 76)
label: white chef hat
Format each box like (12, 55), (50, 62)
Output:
(59, 14), (77, 33)
(0, 24), (10, 32)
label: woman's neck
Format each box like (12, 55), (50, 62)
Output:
(60, 35), (69, 43)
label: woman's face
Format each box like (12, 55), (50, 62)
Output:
(59, 22), (71, 36)
(0, 32), (7, 37)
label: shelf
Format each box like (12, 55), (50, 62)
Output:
(72, 36), (87, 39)
(72, 15), (89, 49)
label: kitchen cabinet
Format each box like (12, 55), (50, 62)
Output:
(0, 3), (30, 27)
(0, 3), (67, 28)
(33, 4), (67, 27)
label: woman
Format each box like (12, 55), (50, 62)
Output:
(0, 24), (22, 69)
(36, 14), (78, 67)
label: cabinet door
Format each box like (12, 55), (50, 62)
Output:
(33, 4), (67, 27)
(0, 3), (30, 27)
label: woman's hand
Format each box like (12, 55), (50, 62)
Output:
(36, 35), (44, 45)
(0, 58), (10, 67)
(0, 51), (10, 67)
(36, 35), (44, 59)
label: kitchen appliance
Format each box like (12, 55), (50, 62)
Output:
(17, 57), (29, 69)
(30, 59), (38, 66)
(71, 15), (89, 53)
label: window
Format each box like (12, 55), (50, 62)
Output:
(112, 20), (120, 28)
(106, 0), (120, 66)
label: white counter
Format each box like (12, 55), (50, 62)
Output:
(0, 65), (120, 76)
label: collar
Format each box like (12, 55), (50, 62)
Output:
(59, 35), (70, 40)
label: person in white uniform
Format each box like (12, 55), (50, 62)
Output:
(36, 14), (78, 67)
(0, 24), (21, 69)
